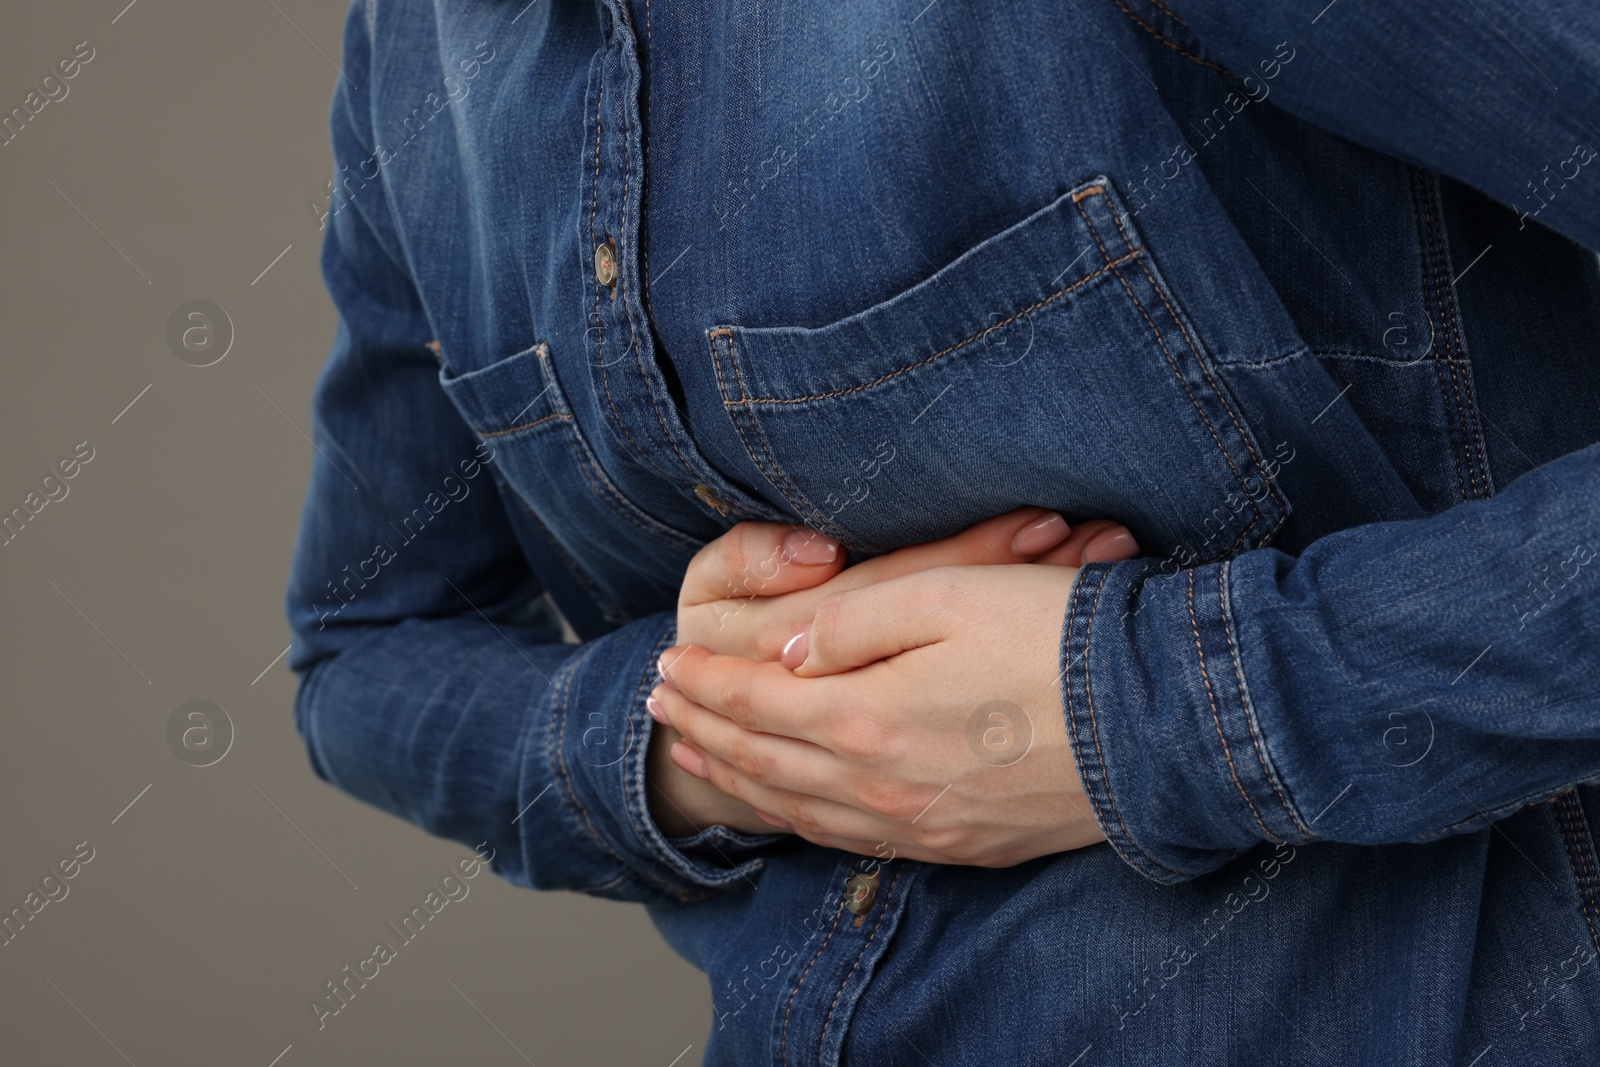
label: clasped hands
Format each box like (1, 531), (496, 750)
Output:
(645, 509), (1140, 868)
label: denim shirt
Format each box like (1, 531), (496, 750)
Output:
(285, 1), (1600, 1062)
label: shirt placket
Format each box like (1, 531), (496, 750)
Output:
(580, 0), (791, 530)
(769, 859), (918, 1067)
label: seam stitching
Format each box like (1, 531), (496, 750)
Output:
(625, 627), (715, 903)
(1554, 793), (1600, 954)
(1105, 205), (1289, 534)
(1419, 770), (1600, 840)
(710, 329), (862, 550)
(1217, 563), (1309, 836)
(552, 644), (690, 900)
(1187, 570), (1280, 843)
(543, 316), (701, 552)
(1421, 176), (1483, 498)
(1110, 0), (1232, 75)
(723, 248), (1141, 407)
(1408, 169), (1476, 504)
(550, 646), (635, 869)
(1073, 566), (1189, 880)
(1144, 0), (1195, 31)
(780, 868), (853, 1066)
(1555, 797), (1600, 946)
(1075, 198), (1264, 560)
(712, 331), (814, 524)
(591, 70), (666, 484)
(1422, 181), (1493, 495)
(569, 429), (701, 549)
(817, 865), (906, 1059)
(477, 412), (571, 438)
(614, 31), (698, 486)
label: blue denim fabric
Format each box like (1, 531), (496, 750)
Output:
(285, 1), (1600, 1062)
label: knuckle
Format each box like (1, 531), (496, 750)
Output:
(861, 781), (921, 822)
(702, 753), (739, 795)
(755, 615), (795, 659)
(828, 720), (871, 761)
(809, 592), (848, 661)
(716, 528), (753, 587)
(871, 721), (913, 765)
(830, 713), (888, 762)
(911, 823), (964, 854)
(785, 797), (826, 839)
(713, 673), (754, 729)
(727, 736), (766, 785)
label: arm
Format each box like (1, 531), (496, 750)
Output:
(1167, 0), (1600, 249)
(653, 6), (1600, 879)
(1064, 444), (1600, 882)
(655, 447), (1600, 881)
(288, 10), (1132, 886)
(1073, 0), (1600, 880)
(285, 5), (773, 906)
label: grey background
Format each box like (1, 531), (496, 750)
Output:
(1, 2), (709, 1064)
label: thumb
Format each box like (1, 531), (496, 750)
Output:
(783, 568), (964, 677)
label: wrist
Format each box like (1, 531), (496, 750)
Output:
(647, 722), (773, 838)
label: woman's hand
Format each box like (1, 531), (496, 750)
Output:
(646, 512), (1139, 839)
(653, 561), (1132, 866)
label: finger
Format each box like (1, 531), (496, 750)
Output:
(798, 833), (954, 865)
(682, 510), (1062, 661)
(1079, 523), (1142, 563)
(658, 645), (843, 744)
(652, 684), (846, 799)
(784, 568), (966, 677)
(677, 742), (903, 843)
(683, 512), (1136, 663)
(1034, 519), (1141, 567)
(843, 508), (1070, 589)
(679, 521), (844, 608)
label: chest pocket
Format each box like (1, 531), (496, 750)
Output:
(706, 178), (1289, 560)
(437, 341), (703, 620)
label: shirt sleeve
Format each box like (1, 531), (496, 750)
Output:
(284, 2), (778, 907)
(1065, 0), (1600, 883)
(1064, 445), (1600, 883)
(1166, 0), (1600, 251)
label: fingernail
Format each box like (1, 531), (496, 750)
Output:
(646, 693), (670, 725)
(656, 652), (678, 688)
(1083, 528), (1140, 563)
(1011, 512), (1071, 555)
(671, 742), (708, 779)
(781, 628), (810, 671)
(781, 529), (840, 565)
(756, 811), (793, 830)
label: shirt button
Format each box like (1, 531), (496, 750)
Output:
(692, 483), (733, 516)
(845, 870), (879, 917)
(594, 238), (618, 288)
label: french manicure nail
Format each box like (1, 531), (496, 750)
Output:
(1011, 512), (1071, 555)
(671, 742), (708, 779)
(781, 628), (810, 670)
(781, 529), (840, 565)
(656, 652), (678, 688)
(646, 694), (669, 725)
(756, 811), (793, 830)
(1083, 528), (1140, 563)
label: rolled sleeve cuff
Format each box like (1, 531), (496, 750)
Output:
(545, 619), (784, 905)
(1061, 560), (1313, 884)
